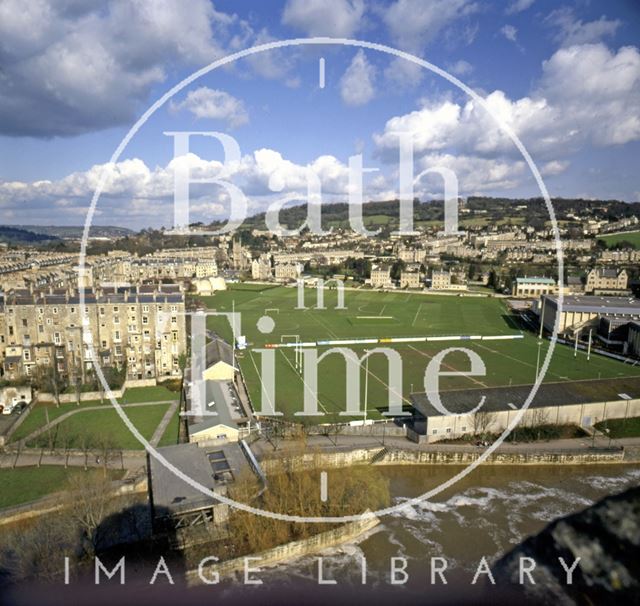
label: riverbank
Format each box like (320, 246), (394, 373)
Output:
(254, 432), (637, 472)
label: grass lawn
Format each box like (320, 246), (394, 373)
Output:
(595, 416), (640, 439)
(120, 385), (175, 403)
(11, 385), (176, 443)
(198, 286), (640, 422)
(157, 406), (182, 447)
(598, 230), (640, 249)
(28, 403), (171, 450)
(0, 466), (124, 509)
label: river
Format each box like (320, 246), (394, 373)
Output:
(245, 463), (640, 591)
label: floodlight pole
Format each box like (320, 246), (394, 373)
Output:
(232, 299), (236, 370)
(587, 329), (593, 361)
(538, 296), (546, 339)
(574, 329), (580, 358)
(364, 349), (369, 423)
(536, 339), (542, 380)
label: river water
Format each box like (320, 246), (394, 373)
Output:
(246, 463), (640, 591)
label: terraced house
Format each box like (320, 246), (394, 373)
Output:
(0, 285), (187, 383)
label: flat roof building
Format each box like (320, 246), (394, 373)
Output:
(539, 294), (640, 334)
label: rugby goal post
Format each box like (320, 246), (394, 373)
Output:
(281, 334), (302, 373)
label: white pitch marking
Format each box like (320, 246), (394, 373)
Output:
(320, 471), (328, 502)
(507, 402), (518, 410)
(319, 57), (326, 88)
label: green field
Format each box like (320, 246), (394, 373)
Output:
(599, 230), (640, 249)
(11, 385), (176, 446)
(0, 466), (124, 509)
(200, 286), (640, 422)
(157, 406), (182, 447)
(27, 403), (171, 450)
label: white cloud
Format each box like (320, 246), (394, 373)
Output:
(540, 43), (640, 146)
(383, 0), (479, 53)
(501, 24), (518, 42)
(448, 60), (474, 76)
(376, 43), (640, 159)
(282, 0), (365, 37)
(505, 0), (534, 15)
(541, 160), (569, 176)
(0, 150), (359, 227)
(546, 8), (621, 47)
(0, 0), (299, 137)
(170, 88), (249, 128)
(373, 42), (640, 196)
(340, 50), (376, 106)
(416, 153), (526, 194)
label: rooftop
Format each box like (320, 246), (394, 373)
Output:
(411, 377), (640, 418)
(149, 442), (248, 516)
(516, 277), (555, 284)
(543, 295), (640, 315)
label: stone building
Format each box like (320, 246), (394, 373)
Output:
(370, 264), (392, 289)
(274, 262), (303, 282)
(585, 268), (629, 295)
(0, 285), (186, 382)
(251, 255), (273, 281)
(512, 276), (556, 297)
(431, 270), (451, 290)
(400, 264), (422, 289)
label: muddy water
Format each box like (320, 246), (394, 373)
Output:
(250, 464), (640, 589)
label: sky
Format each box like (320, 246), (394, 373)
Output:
(0, 0), (639, 229)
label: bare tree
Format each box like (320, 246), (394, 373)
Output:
(529, 407), (550, 428)
(64, 470), (124, 557)
(472, 410), (497, 437)
(32, 363), (66, 408)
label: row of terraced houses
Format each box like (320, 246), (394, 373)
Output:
(0, 284), (187, 383)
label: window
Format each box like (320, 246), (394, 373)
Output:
(8, 326), (14, 336)
(22, 319), (27, 327)
(23, 350), (30, 361)
(142, 305), (149, 312)
(113, 306), (119, 312)
(446, 428), (451, 434)
(142, 316), (148, 325)
(114, 316), (120, 324)
(461, 426), (467, 432)
(432, 429), (438, 435)
(54, 332), (61, 345)
(99, 307), (105, 315)
(53, 307), (58, 314)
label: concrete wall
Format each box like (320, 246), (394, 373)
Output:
(425, 398), (640, 443)
(260, 445), (624, 473)
(37, 377), (157, 403)
(185, 513), (380, 586)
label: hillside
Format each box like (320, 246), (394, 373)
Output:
(15, 225), (134, 239)
(0, 226), (59, 244)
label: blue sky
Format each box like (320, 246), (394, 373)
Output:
(0, 0), (639, 228)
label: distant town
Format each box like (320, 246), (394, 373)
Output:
(2, 195), (640, 591)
